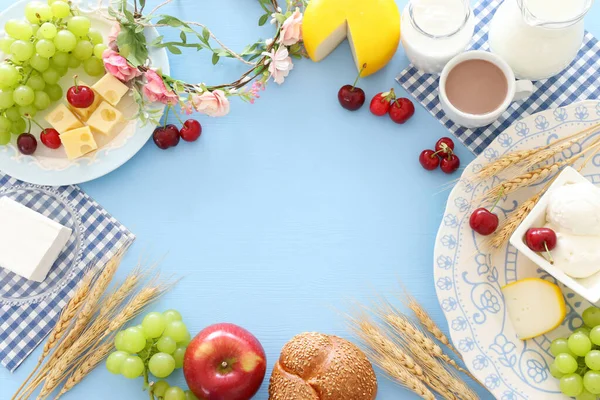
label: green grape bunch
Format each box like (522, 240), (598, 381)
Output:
(0, 0), (107, 147)
(106, 309), (199, 400)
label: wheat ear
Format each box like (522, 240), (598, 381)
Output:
(486, 192), (543, 249)
(472, 148), (539, 181)
(369, 352), (436, 400)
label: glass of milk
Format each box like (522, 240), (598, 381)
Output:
(401, 0), (475, 75)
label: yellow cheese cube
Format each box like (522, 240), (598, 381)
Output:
(44, 103), (83, 134)
(92, 74), (129, 106)
(67, 81), (102, 121)
(302, 0), (401, 77)
(60, 126), (98, 160)
(86, 101), (123, 136)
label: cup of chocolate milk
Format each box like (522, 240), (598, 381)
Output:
(439, 51), (533, 128)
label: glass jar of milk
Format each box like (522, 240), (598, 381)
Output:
(489, 0), (593, 81)
(401, 0), (475, 75)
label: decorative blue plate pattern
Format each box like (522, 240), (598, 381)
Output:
(434, 100), (600, 399)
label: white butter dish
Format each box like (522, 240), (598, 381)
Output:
(510, 167), (600, 304)
(0, 197), (72, 282)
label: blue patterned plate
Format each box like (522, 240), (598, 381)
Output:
(434, 100), (600, 400)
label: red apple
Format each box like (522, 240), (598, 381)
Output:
(183, 323), (266, 400)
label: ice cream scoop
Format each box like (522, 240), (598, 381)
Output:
(546, 182), (600, 236)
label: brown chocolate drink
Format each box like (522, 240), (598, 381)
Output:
(445, 59), (508, 115)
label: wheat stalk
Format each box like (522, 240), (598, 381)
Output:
(486, 193), (542, 249)
(472, 148), (539, 181)
(369, 352), (436, 400)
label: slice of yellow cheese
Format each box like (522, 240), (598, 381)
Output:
(302, 0), (401, 77)
(92, 73), (129, 107)
(44, 103), (83, 134)
(60, 126), (98, 160)
(86, 101), (123, 136)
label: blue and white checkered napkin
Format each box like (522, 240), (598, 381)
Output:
(0, 173), (134, 372)
(396, 0), (600, 155)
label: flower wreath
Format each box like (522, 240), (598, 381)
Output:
(103, 0), (308, 122)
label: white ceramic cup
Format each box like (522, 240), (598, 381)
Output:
(439, 50), (533, 128)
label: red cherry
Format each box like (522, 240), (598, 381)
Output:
(525, 228), (557, 252)
(389, 98), (415, 124)
(153, 124), (180, 149)
(40, 128), (61, 149)
(469, 208), (499, 236)
(180, 119), (202, 142)
(338, 85), (366, 111)
(17, 133), (37, 155)
(419, 149), (440, 170)
(66, 76), (95, 108)
(435, 137), (455, 155)
(369, 89), (396, 116)
(440, 154), (460, 174)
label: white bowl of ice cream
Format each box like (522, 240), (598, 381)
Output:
(510, 166), (600, 304)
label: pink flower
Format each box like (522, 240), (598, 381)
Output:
(263, 47), (293, 85)
(108, 22), (121, 44)
(181, 101), (194, 115)
(192, 90), (230, 117)
(279, 8), (302, 46)
(142, 69), (179, 105)
(102, 49), (141, 82)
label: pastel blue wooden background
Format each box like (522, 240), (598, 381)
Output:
(2, 0), (600, 398)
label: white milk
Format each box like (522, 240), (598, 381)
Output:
(525, 0), (588, 22)
(400, 0), (474, 74)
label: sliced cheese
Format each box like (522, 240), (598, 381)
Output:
(502, 278), (566, 340)
(86, 101), (123, 136)
(302, 0), (401, 77)
(0, 197), (72, 282)
(60, 126), (98, 159)
(45, 103), (83, 134)
(67, 80), (102, 121)
(92, 73), (129, 106)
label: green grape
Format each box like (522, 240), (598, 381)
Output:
(10, 40), (35, 62)
(36, 39), (56, 58)
(25, 1), (43, 23)
(153, 380), (170, 397)
(13, 85), (35, 106)
(0, 37), (15, 54)
(551, 338), (574, 357)
(6, 20), (33, 41)
(50, 0), (71, 18)
(0, 90), (15, 109)
(72, 40), (93, 61)
(120, 355), (144, 379)
(570, 332), (593, 357)
(53, 65), (67, 76)
(177, 331), (191, 347)
(5, 107), (22, 121)
(54, 30), (77, 52)
(4, 20), (19, 38)
(165, 387), (186, 400)
(0, 131), (10, 145)
(39, 22), (57, 39)
(37, 5), (53, 22)
(576, 327), (592, 336)
(0, 116), (11, 133)
(10, 118), (26, 134)
(157, 336), (176, 354)
(142, 312), (166, 338)
(163, 310), (182, 323)
(0, 63), (19, 89)
(114, 331), (127, 352)
(584, 307), (600, 328)
(31, 24), (39, 35)
(30, 54), (50, 72)
(93, 43), (107, 59)
(149, 353), (175, 378)
(42, 68), (60, 85)
(67, 16), (91, 37)
(88, 28), (103, 45)
(577, 389), (598, 400)
(185, 391), (199, 400)
(561, 373), (584, 397)
(27, 74), (45, 91)
(584, 370), (600, 394)
(106, 351), (129, 374)
(164, 321), (188, 343)
(33, 91), (50, 110)
(44, 84), (62, 101)
(68, 55), (81, 69)
(589, 326), (600, 346)
(51, 51), (70, 67)
(173, 346), (186, 368)
(556, 353), (579, 374)
(122, 327), (146, 353)
(586, 350), (600, 371)
(19, 105), (37, 118)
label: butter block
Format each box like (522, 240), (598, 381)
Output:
(67, 81), (102, 121)
(45, 103), (84, 134)
(0, 197), (72, 282)
(92, 73), (129, 106)
(60, 126), (98, 159)
(86, 101), (123, 136)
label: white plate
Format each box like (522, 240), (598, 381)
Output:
(434, 100), (600, 399)
(0, 0), (168, 186)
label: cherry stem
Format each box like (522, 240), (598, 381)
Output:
(172, 108), (185, 125)
(544, 241), (554, 265)
(73, 75), (80, 93)
(351, 63), (367, 90)
(431, 149), (444, 158)
(24, 114), (32, 134)
(489, 187), (504, 213)
(163, 105), (171, 128)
